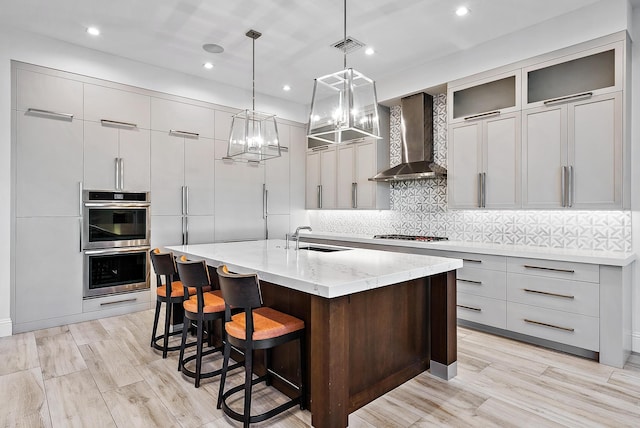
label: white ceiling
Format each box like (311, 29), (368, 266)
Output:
(1, 0), (603, 105)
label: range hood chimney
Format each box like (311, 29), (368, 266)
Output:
(370, 93), (446, 182)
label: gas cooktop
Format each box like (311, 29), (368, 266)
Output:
(373, 234), (448, 242)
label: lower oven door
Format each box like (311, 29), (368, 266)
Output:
(84, 246), (150, 298)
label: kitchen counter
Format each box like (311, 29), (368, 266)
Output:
(298, 232), (636, 266)
(166, 239), (462, 298)
(166, 239), (460, 428)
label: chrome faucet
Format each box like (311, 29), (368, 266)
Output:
(290, 226), (312, 250)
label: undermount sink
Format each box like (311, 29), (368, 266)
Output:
(298, 246), (351, 253)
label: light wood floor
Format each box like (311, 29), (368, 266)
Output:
(1, 309), (639, 427)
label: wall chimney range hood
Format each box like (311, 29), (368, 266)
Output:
(370, 92), (446, 182)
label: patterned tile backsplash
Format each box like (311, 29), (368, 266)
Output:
(311, 95), (632, 252)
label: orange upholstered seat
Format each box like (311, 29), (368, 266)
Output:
(225, 307), (304, 341)
(183, 290), (225, 314)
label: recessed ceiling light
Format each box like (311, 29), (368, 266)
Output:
(202, 43), (224, 54)
(203, 62), (214, 70)
(283, 85), (291, 91)
(87, 27), (100, 36)
(365, 47), (375, 56)
(456, 6), (469, 16)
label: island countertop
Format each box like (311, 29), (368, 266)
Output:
(166, 239), (462, 298)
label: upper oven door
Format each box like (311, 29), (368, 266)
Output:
(83, 203), (150, 249)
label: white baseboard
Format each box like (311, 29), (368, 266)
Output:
(0, 318), (12, 337)
(633, 332), (640, 354)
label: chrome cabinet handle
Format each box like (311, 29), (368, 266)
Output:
(79, 218), (83, 252)
(100, 119), (137, 128)
(463, 258), (482, 264)
(317, 185), (322, 209)
(185, 186), (189, 215)
(184, 216), (189, 245)
(312, 146), (329, 152)
(169, 129), (199, 138)
(458, 279), (482, 285)
(464, 110), (500, 121)
(262, 184), (267, 219)
(477, 173), (483, 208)
(543, 92), (593, 106)
(352, 183), (357, 209)
(119, 158), (124, 190)
(78, 181), (83, 216)
(561, 166), (567, 207)
(568, 165), (574, 207)
(182, 216), (186, 245)
(115, 158), (120, 190)
(26, 108), (74, 120)
(523, 265), (575, 274)
(524, 319), (574, 332)
(248, 160), (261, 165)
(523, 288), (575, 299)
(457, 304), (482, 312)
(181, 186), (186, 215)
(100, 298), (137, 306)
(481, 172), (486, 208)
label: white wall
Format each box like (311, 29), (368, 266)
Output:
(631, 6), (640, 353)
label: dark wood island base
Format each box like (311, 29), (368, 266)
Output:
(258, 270), (457, 428)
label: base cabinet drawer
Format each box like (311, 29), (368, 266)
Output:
(83, 291), (150, 313)
(457, 293), (506, 329)
(507, 273), (599, 316)
(457, 267), (506, 299)
(507, 302), (599, 351)
(507, 257), (599, 283)
(441, 251), (506, 272)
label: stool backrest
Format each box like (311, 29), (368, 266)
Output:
(150, 249), (180, 295)
(216, 265), (263, 309)
(176, 258), (212, 312)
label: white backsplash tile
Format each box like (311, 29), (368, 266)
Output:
(311, 94), (631, 252)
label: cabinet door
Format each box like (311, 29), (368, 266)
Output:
(150, 131), (185, 215)
(522, 105), (567, 209)
(355, 141), (377, 209)
(185, 215), (215, 245)
(184, 137), (215, 215)
(214, 110), (234, 141)
(320, 148), (337, 209)
(84, 121), (120, 191)
(84, 84), (150, 129)
(119, 128), (151, 191)
(265, 123), (290, 215)
(16, 114), (83, 217)
(484, 113), (521, 208)
(150, 97), (215, 139)
(568, 93), (622, 208)
(306, 151), (321, 209)
(15, 217), (83, 323)
(16, 68), (84, 119)
(150, 215), (183, 248)
(336, 145), (355, 208)
(448, 121), (482, 209)
(214, 160), (265, 242)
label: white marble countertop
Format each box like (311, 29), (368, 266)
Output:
(300, 232), (636, 267)
(166, 240), (462, 298)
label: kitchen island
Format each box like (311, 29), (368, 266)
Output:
(167, 240), (462, 428)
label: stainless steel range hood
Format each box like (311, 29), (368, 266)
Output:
(370, 92), (446, 182)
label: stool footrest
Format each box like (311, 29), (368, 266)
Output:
(152, 330), (185, 352)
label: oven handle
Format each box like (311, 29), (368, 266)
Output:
(84, 202), (150, 208)
(84, 246), (150, 255)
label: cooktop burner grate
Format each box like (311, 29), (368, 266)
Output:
(373, 234), (448, 242)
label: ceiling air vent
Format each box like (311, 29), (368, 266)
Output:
(331, 37), (365, 54)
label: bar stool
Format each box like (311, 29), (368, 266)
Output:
(216, 265), (306, 427)
(150, 248), (200, 358)
(176, 258), (241, 388)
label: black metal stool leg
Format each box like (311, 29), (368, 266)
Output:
(163, 298), (173, 359)
(178, 313), (189, 372)
(243, 349), (253, 428)
(151, 300), (161, 347)
(195, 317), (204, 388)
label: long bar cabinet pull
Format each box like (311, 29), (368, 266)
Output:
(568, 165), (574, 208)
(463, 258), (482, 264)
(100, 298), (137, 306)
(100, 119), (138, 128)
(561, 166), (567, 207)
(181, 186), (186, 215)
(481, 172), (486, 208)
(464, 110), (500, 121)
(543, 92), (593, 106)
(457, 304), (482, 312)
(79, 218), (83, 252)
(523, 265), (575, 274)
(185, 186), (189, 215)
(477, 173), (483, 208)
(311, 146), (329, 152)
(458, 279), (482, 285)
(262, 184), (267, 219)
(352, 183), (357, 209)
(26, 108), (74, 120)
(317, 185), (322, 209)
(184, 216), (189, 245)
(524, 319), (574, 332)
(523, 288), (575, 299)
(119, 158), (124, 190)
(169, 129), (199, 138)
(78, 181), (83, 216)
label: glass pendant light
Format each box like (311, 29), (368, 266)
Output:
(307, 0), (381, 144)
(227, 30), (281, 162)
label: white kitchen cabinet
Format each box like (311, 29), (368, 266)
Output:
(151, 131), (185, 216)
(83, 121), (150, 191)
(448, 112), (521, 209)
(16, 68), (84, 120)
(84, 84), (150, 129)
(214, 159), (265, 242)
(336, 140), (386, 209)
(150, 97), (215, 139)
(522, 92), (622, 209)
(265, 123), (290, 216)
(336, 144), (356, 208)
(16, 113), (84, 217)
(306, 146), (337, 209)
(15, 217), (83, 324)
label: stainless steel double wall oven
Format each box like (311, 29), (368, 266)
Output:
(82, 190), (150, 298)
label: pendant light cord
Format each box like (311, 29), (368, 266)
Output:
(343, 0), (347, 70)
(252, 36), (256, 111)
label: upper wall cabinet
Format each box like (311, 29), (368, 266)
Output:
(84, 84), (151, 129)
(150, 97), (215, 139)
(522, 41), (623, 109)
(448, 70), (521, 125)
(16, 68), (84, 120)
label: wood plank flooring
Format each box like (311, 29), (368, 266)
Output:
(1, 309), (639, 427)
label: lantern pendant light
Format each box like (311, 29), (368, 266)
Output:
(307, 0), (381, 144)
(227, 30), (281, 162)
